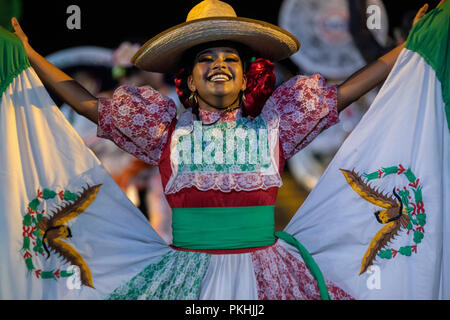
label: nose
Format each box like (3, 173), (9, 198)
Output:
(212, 57), (227, 70)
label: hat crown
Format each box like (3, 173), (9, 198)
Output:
(186, 0), (237, 22)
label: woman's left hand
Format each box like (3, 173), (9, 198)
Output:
(337, 0), (447, 112)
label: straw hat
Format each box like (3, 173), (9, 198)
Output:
(132, 0), (301, 73)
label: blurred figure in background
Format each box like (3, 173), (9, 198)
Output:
(392, 10), (419, 45)
(348, 0), (393, 63)
(279, 0), (389, 192)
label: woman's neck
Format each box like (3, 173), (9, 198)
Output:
(197, 93), (240, 112)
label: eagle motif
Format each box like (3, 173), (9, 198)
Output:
(38, 184), (102, 288)
(340, 169), (409, 275)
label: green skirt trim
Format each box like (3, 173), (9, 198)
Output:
(0, 26), (30, 97)
(107, 251), (211, 300)
(405, 1), (450, 132)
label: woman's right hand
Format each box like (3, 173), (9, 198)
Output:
(9, 16), (100, 124)
(11, 17), (32, 54)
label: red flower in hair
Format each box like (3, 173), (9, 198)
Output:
(244, 58), (276, 117)
(174, 68), (191, 109)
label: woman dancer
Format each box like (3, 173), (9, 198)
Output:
(11, 0), (434, 300)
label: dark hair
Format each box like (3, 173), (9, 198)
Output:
(174, 41), (276, 119)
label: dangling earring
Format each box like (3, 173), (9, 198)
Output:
(189, 91), (199, 108)
(189, 91), (200, 121)
(240, 90), (247, 106)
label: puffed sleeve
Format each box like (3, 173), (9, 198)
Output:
(97, 85), (177, 166)
(261, 74), (339, 160)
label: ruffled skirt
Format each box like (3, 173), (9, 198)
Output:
(107, 240), (354, 300)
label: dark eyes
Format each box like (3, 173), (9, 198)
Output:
(198, 56), (213, 62)
(197, 56), (239, 63)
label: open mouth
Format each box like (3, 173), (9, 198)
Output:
(208, 73), (232, 82)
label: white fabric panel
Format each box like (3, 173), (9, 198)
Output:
(439, 94), (450, 299)
(200, 253), (258, 300)
(285, 49), (449, 299)
(0, 68), (170, 299)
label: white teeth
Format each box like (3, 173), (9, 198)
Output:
(210, 74), (230, 82)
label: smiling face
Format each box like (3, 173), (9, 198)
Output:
(187, 46), (247, 111)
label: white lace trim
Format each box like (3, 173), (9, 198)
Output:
(165, 109), (282, 194)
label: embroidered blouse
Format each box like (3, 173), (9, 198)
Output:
(97, 74), (339, 209)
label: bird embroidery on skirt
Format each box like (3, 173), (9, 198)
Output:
(340, 169), (410, 275)
(38, 184), (102, 288)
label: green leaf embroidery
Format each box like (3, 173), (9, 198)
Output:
(413, 231), (424, 244)
(399, 246), (412, 256)
(63, 190), (78, 201)
(378, 249), (392, 259)
(417, 213), (426, 227)
(43, 189), (57, 200)
(28, 198), (40, 211)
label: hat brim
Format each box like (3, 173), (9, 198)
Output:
(132, 17), (301, 73)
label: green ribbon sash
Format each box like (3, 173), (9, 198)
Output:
(275, 231), (330, 300)
(172, 206), (276, 250)
(171, 205), (330, 300)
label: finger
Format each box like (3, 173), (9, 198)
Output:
(437, 0), (445, 7)
(11, 17), (19, 32)
(419, 3), (429, 15)
(415, 4), (429, 20)
(11, 17), (23, 34)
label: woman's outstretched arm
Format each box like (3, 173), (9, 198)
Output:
(336, 2), (441, 112)
(11, 17), (99, 124)
(336, 41), (405, 112)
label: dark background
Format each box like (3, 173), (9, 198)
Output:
(18, 0), (442, 56)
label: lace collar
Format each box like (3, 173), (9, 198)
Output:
(177, 108), (242, 131)
(199, 108), (240, 124)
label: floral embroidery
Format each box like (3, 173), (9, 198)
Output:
(197, 108), (244, 124)
(97, 85), (177, 166)
(262, 74), (339, 160)
(251, 242), (354, 300)
(165, 109), (282, 194)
